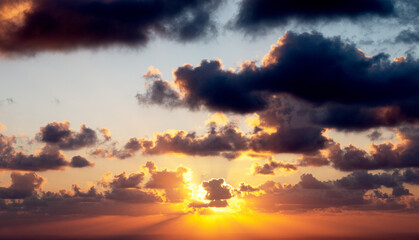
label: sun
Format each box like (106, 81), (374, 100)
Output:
(184, 182), (246, 215)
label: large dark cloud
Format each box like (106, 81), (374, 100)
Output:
(138, 31), (419, 130)
(37, 121), (98, 150)
(0, 0), (223, 55)
(231, 0), (394, 33)
(0, 172), (44, 199)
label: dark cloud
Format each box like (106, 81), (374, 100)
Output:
(70, 155), (95, 168)
(137, 79), (182, 108)
(368, 129), (383, 141)
(335, 171), (410, 197)
(202, 178), (232, 201)
(242, 170), (419, 212)
(0, 172), (44, 199)
(106, 171), (145, 189)
(0, 134), (69, 171)
(104, 188), (162, 203)
(396, 28), (419, 44)
(138, 32), (419, 130)
(141, 123), (249, 159)
(249, 126), (330, 154)
(188, 178), (232, 209)
(0, 0), (223, 55)
(328, 126), (419, 171)
(37, 121), (98, 150)
(231, 0), (394, 33)
(99, 167), (163, 203)
(252, 158), (297, 175)
(97, 120), (329, 161)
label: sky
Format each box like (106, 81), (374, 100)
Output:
(1, 0), (419, 239)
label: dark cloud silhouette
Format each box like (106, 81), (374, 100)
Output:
(104, 188), (162, 203)
(94, 120), (329, 160)
(0, 0), (223, 55)
(141, 123), (249, 159)
(105, 171), (145, 189)
(0, 134), (69, 171)
(328, 126), (419, 171)
(202, 178), (232, 201)
(100, 168), (163, 203)
(231, 0), (394, 33)
(188, 178), (232, 209)
(335, 171), (410, 196)
(249, 126), (330, 154)
(0, 172), (44, 199)
(252, 158), (297, 175)
(138, 31), (419, 130)
(70, 155), (95, 168)
(242, 170), (419, 212)
(37, 121), (98, 150)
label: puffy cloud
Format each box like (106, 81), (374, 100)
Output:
(249, 126), (330, 154)
(202, 178), (232, 201)
(138, 32), (419, 130)
(36, 121), (97, 150)
(327, 126), (419, 171)
(94, 119), (330, 161)
(69, 155), (94, 168)
(141, 124), (249, 159)
(0, 172), (44, 199)
(0, 0), (224, 55)
(144, 161), (191, 203)
(188, 178), (232, 209)
(99, 169), (162, 203)
(242, 170), (419, 212)
(0, 134), (69, 171)
(231, 0), (394, 32)
(103, 171), (145, 189)
(252, 158), (297, 175)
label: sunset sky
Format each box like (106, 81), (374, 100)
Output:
(1, 0), (419, 239)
